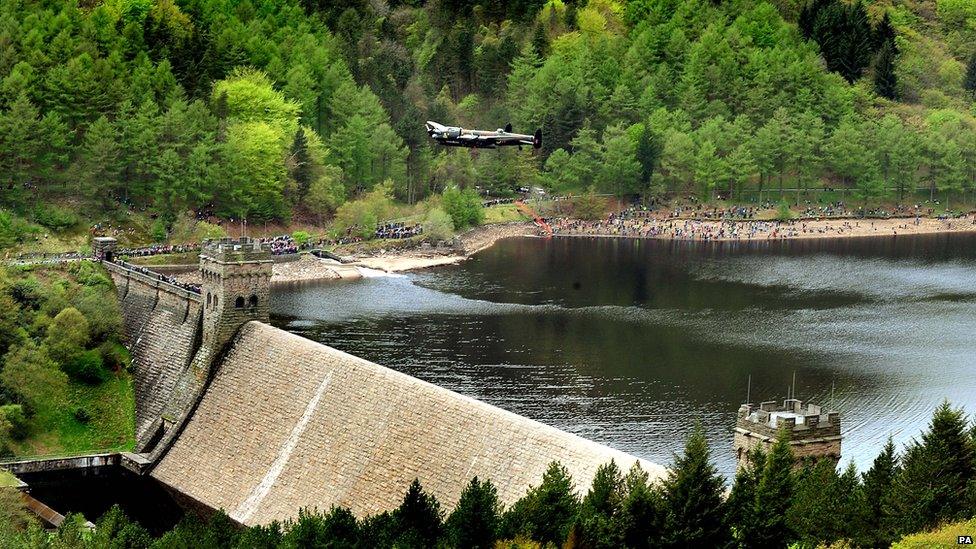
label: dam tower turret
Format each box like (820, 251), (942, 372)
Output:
(733, 398), (842, 469)
(199, 237), (273, 351)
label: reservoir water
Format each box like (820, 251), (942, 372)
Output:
(271, 234), (976, 478)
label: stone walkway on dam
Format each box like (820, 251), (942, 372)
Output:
(151, 321), (665, 525)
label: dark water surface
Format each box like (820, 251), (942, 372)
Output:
(271, 234), (976, 477)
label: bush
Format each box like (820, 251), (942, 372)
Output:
(292, 230), (311, 247)
(63, 349), (109, 384)
(99, 341), (131, 371)
(0, 210), (39, 249)
(0, 405), (29, 440)
(423, 208), (454, 242)
(73, 407), (91, 424)
(31, 205), (79, 232)
(442, 187), (484, 230)
(150, 218), (168, 242)
(776, 202), (794, 221)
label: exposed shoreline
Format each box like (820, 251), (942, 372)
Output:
(186, 216), (976, 286)
(550, 215), (976, 243)
(350, 222), (536, 273)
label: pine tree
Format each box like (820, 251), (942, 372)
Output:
(531, 23), (549, 58)
(726, 445), (765, 546)
(859, 438), (899, 548)
(289, 128), (313, 202)
(661, 425), (729, 548)
(753, 436), (795, 548)
(964, 54), (976, 98)
(575, 461), (626, 548)
(873, 12), (898, 53)
(73, 116), (122, 208)
(873, 40), (898, 100)
(619, 463), (665, 549)
(635, 125), (662, 192)
(446, 477), (500, 549)
(788, 459), (858, 546)
(394, 479), (443, 548)
(514, 461), (580, 546)
(884, 402), (976, 536)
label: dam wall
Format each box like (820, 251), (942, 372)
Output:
(152, 322), (665, 525)
(103, 262), (203, 449)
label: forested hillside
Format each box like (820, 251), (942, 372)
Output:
(1, 0), (976, 242)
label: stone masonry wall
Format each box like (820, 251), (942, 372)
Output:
(152, 322), (665, 526)
(105, 263), (203, 449)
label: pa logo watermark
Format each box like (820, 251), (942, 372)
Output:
(959, 534), (974, 544)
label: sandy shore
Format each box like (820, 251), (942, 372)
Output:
(551, 215), (976, 242)
(353, 222), (536, 272)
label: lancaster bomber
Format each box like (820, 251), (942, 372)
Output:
(426, 121), (542, 150)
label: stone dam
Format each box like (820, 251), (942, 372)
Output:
(99, 237), (665, 525)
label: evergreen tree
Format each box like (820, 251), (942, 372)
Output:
(446, 477), (500, 549)
(635, 125), (662, 193)
(531, 23), (549, 58)
(788, 459), (858, 546)
(726, 445), (766, 546)
(965, 54), (976, 98)
(661, 425), (729, 548)
(873, 12), (898, 53)
(394, 479), (443, 548)
(753, 436), (795, 548)
(619, 464), (665, 549)
(289, 128), (314, 202)
(575, 461), (626, 549)
(859, 438), (899, 548)
(885, 402), (976, 536)
(74, 116), (122, 207)
(873, 40), (898, 100)
(510, 461), (580, 546)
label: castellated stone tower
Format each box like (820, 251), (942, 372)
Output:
(733, 398), (841, 469)
(199, 237), (273, 351)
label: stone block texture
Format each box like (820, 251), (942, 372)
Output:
(152, 322), (664, 526)
(106, 264), (203, 449)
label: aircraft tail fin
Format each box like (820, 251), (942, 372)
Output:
(504, 123), (512, 133)
(533, 129), (542, 149)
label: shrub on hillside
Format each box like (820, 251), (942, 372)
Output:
(291, 231), (310, 247)
(99, 341), (131, 372)
(442, 187), (484, 230)
(63, 349), (109, 384)
(0, 210), (39, 250)
(31, 205), (79, 232)
(423, 208), (454, 242)
(0, 405), (28, 440)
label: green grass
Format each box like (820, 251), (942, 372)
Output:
(10, 372), (135, 457)
(893, 517), (976, 548)
(484, 203), (530, 224)
(0, 471), (19, 487)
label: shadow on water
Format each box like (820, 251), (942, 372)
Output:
(271, 233), (976, 477)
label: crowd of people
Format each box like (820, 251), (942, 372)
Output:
(375, 222), (423, 240)
(550, 205), (976, 242)
(113, 259), (202, 294)
(259, 235), (300, 255)
(117, 243), (199, 257)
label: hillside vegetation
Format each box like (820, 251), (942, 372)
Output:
(1, 0), (975, 251)
(0, 263), (134, 457)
